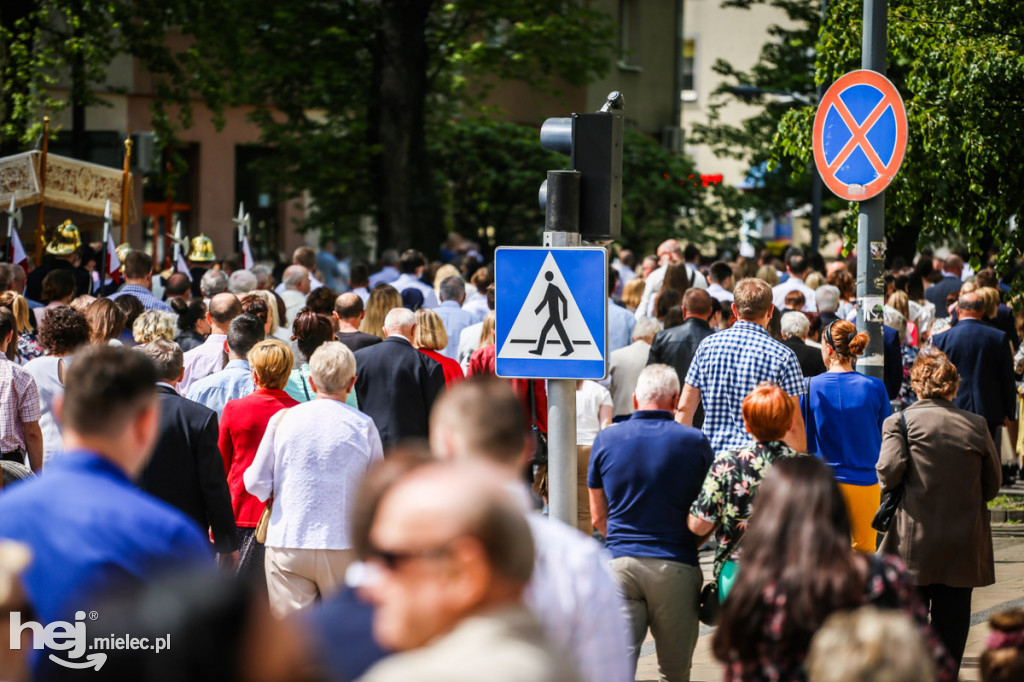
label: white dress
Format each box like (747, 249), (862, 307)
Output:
(23, 355), (70, 465)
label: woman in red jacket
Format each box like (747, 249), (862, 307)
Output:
(414, 308), (465, 387)
(218, 339), (298, 584)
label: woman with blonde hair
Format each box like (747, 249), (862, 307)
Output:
(218, 339), (299, 582)
(467, 311), (496, 377)
(0, 291), (41, 363)
(432, 264), (461, 297)
(84, 298), (126, 346)
(360, 284), (401, 340)
(887, 290), (917, 346)
(621, 277), (645, 313)
(756, 264), (780, 287)
(414, 308), (464, 387)
(802, 319), (891, 551)
(133, 310), (178, 344)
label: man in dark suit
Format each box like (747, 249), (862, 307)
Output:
(924, 254), (963, 319)
(136, 339), (238, 562)
(647, 289), (715, 427)
(932, 291), (1017, 441)
(354, 307), (445, 451)
(780, 311), (826, 378)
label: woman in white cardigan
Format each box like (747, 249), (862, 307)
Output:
(244, 340), (383, 618)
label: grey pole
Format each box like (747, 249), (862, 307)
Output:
(855, 0), (887, 381)
(810, 0), (829, 255)
(542, 170), (581, 528)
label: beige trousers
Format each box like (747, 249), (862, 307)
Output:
(610, 556), (702, 682)
(577, 445), (593, 533)
(264, 546), (356, 618)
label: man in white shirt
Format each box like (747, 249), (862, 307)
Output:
(706, 261), (735, 303)
(391, 250), (439, 309)
(635, 239), (707, 321)
(279, 265), (311, 328)
(458, 286), (494, 371)
(772, 252), (818, 312)
(275, 246), (323, 295)
(177, 293), (242, 395)
(434, 276), (474, 359)
(430, 378), (633, 682)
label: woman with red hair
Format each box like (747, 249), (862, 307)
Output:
(688, 381), (806, 596)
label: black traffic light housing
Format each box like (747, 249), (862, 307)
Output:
(539, 92), (624, 242)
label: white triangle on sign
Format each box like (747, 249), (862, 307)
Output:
(498, 252), (602, 361)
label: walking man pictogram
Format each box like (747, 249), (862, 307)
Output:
(530, 271), (574, 357)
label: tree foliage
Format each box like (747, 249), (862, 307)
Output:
(774, 0), (1024, 283)
(688, 0), (845, 227)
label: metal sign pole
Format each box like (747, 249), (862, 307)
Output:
(856, 0), (887, 381)
(542, 170), (581, 527)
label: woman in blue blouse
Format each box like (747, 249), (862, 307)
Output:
(802, 319), (891, 551)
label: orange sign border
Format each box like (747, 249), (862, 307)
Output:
(812, 69), (908, 202)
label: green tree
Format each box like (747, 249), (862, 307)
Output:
(689, 0), (840, 234)
(432, 122), (723, 256)
(774, 0), (1024, 282)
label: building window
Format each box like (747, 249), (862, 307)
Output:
(618, 0), (642, 71)
(682, 37), (697, 102)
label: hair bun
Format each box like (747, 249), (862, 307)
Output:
(847, 331), (869, 356)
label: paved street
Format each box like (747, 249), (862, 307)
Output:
(634, 523), (1024, 681)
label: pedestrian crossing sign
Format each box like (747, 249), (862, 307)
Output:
(495, 246), (608, 379)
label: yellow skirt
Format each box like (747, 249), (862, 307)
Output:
(839, 482), (881, 552)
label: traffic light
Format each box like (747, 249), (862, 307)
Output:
(539, 91), (624, 242)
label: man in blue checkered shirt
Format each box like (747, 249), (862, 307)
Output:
(676, 278), (807, 453)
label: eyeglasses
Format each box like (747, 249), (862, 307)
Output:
(366, 541), (453, 572)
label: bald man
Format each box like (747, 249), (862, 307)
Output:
(353, 308), (445, 451)
(177, 293), (242, 395)
(334, 292), (382, 352)
(360, 463), (580, 682)
(636, 239), (707, 322)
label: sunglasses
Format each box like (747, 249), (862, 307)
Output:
(367, 541), (453, 572)
(824, 319), (837, 350)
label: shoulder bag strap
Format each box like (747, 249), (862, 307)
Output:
(300, 367), (311, 401)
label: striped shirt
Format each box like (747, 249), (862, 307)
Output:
(0, 355), (41, 453)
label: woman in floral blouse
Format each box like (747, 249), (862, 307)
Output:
(711, 456), (956, 681)
(688, 382), (803, 589)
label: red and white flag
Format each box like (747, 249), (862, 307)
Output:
(241, 235), (254, 270)
(7, 229), (27, 269)
(105, 232), (122, 284)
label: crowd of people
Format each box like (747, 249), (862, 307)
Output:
(0, 223), (1021, 682)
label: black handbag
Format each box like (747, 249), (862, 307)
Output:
(872, 411), (908, 533)
(528, 381), (547, 466)
(698, 582), (719, 625)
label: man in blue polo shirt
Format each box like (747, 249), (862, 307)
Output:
(0, 345), (211, 629)
(588, 364), (714, 682)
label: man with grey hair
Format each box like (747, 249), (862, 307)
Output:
(588, 363), (714, 680)
(250, 264), (274, 291)
(434, 276), (473, 359)
(228, 269), (258, 295)
(200, 269), (229, 300)
(608, 317), (660, 417)
(815, 284), (842, 327)
(354, 308), (445, 451)
(780, 311), (826, 378)
(245, 341), (383, 616)
(136, 339), (238, 564)
(280, 264), (311, 326)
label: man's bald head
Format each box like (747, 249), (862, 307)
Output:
(958, 290), (984, 319)
(283, 265), (310, 293)
(656, 239), (682, 264)
(364, 463), (534, 651)
(944, 254), (963, 276)
(208, 293), (242, 332)
(334, 292), (364, 321)
(430, 377), (528, 469)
